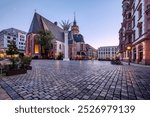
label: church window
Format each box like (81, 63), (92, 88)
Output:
(59, 44), (61, 49)
(35, 44), (39, 54)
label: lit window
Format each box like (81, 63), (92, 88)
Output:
(35, 44), (39, 54)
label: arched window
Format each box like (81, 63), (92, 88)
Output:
(34, 35), (39, 54)
(59, 44), (61, 49)
(51, 44), (53, 49)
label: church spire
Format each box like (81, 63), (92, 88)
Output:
(71, 12), (79, 34)
(73, 12), (77, 26)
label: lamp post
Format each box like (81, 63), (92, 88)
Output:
(127, 46), (132, 65)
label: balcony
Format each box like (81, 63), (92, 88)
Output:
(125, 29), (133, 35)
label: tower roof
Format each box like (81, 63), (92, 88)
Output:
(73, 12), (77, 26)
(73, 34), (84, 43)
(28, 12), (64, 42)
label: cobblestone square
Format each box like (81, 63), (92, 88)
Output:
(0, 60), (150, 100)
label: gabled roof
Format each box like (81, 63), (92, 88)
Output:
(28, 12), (64, 42)
(1, 28), (26, 35)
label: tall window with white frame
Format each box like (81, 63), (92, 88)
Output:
(132, 16), (135, 28)
(138, 4), (142, 20)
(138, 25), (142, 37)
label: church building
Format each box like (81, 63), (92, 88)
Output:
(25, 12), (87, 59)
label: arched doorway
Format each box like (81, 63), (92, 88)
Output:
(133, 48), (136, 62)
(138, 45), (143, 63)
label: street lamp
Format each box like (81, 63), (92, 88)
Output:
(127, 45), (132, 65)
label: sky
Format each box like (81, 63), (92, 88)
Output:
(0, 0), (122, 49)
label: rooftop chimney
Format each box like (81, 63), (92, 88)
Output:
(54, 22), (57, 26)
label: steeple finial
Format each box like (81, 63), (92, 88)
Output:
(34, 9), (36, 13)
(74, 12), (76, 21)
(73, 12), (77, 25)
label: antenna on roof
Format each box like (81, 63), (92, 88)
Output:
(34, 9), (37, 13)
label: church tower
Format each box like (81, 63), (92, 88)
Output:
(71, 13), (79, 34)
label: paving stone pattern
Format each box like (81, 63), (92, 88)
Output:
(0, 60), (150, 100)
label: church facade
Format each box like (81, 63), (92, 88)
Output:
(25, 12), (88, 60)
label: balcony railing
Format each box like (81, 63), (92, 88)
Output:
(125, 29), (133, 35)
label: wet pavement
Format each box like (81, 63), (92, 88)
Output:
(0, 60), (150, 100)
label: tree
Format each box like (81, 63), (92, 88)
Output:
(6, 40), (19, 69)
(6, 40), (19, 56)
(60, 20), (71, 31)
(57, 52), (64, 60)
(38, 30), (54, 59)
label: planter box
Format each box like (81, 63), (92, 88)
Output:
(6, 69), (27, 76)
(26, 66), (32, 70)
(111, 60), (122, 65)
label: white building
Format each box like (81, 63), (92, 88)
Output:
(98, 46), (118, 60)
(0, 28), (26, 53)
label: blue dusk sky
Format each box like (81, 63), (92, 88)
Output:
(0, 0), (122, 49)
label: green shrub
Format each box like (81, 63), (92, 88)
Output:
(57, 52), (64, 60)
(22, 56), (32, 65)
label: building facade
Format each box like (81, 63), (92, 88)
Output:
(68, 16), (87, 60)
(85, 44), (97, 60)
(0, 28), (26, 53)
(25, 12), (65, 59)
(98, 46), (118, 60)
(119, 0), (150, 65)
(25, 12), (89, 60)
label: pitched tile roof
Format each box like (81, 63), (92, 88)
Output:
(28, 12), (64, 42)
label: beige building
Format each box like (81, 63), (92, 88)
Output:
(85, 44), (97, 60)
(119, 0), (150, 65)
(98, 46), (118, 60)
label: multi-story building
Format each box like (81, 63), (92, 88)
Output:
(98, 46), (118, 60)
(85, 44), (97, 60)
(119, 0), (150, 65)
(0, 28), (26, 53)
